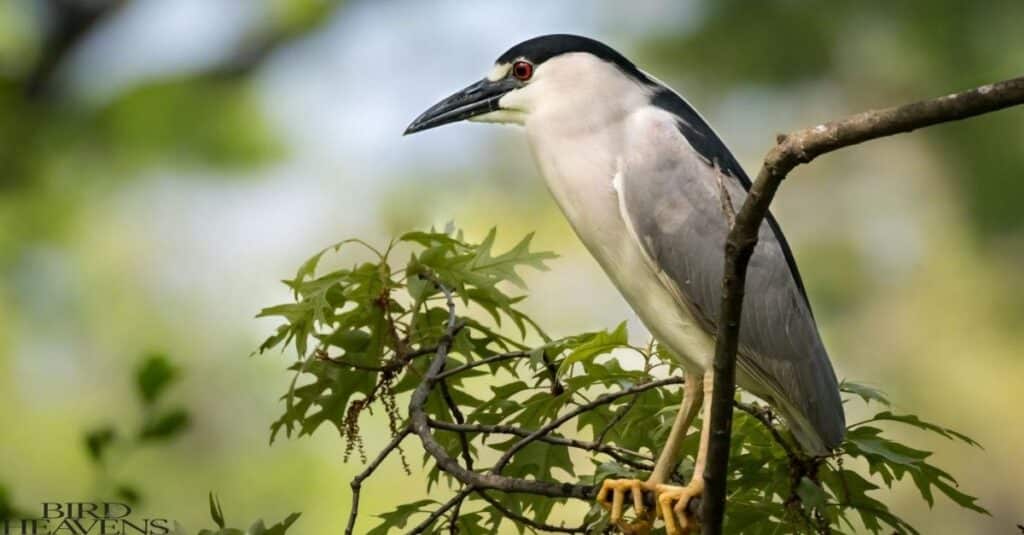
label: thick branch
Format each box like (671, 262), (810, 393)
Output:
(701, 75), (1024, 534)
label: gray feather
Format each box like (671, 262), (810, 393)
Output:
(621, 97), (845, 453)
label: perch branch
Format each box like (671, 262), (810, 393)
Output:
(701, 75), (1024, 534)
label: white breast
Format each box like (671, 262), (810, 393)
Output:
(524, 107), (716, 371)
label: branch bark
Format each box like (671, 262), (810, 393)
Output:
(701, 75), (1024, 534)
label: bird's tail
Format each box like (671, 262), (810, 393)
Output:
(740, 358), (846, 457)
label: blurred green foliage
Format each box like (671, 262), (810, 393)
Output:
(258, 228), (988, 533)
(84, 353), (191, 505)
(0, 0), (346, 265)
(0, 352), (191, 519)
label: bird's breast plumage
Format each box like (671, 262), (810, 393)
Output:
(525, 107), (718, 372)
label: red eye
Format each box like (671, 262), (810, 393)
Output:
(512, 60), (533, 81)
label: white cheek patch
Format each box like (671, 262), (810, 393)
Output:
(487, 63), (511, 82)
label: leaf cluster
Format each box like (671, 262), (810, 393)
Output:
(258, 228), (988, 534)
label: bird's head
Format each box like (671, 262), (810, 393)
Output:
(404, 34), (653, 135)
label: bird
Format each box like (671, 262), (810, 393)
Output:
(404, 34), (844, 534)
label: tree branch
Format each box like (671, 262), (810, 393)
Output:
(491, 377), (684, 475)
(408, 487), (473, 535)
(701, 74), (1024, 534)
(345, 426), (412, 535)
(427, 419), (655, 471)
(433, 350), (530, 381)
(407, 279), (595, 501)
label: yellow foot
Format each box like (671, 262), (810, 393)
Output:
(596, 478), (653, 534)
(655, 482), (703, 535)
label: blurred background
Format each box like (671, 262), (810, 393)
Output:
(1, 0), (1022, 532)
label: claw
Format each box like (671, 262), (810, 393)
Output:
(654, 482), (704, 535)
(596, 478), (653, 534)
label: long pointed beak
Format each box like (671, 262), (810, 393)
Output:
(404, 77), (519, 135)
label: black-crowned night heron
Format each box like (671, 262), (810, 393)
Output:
(405, 34), (844, 534)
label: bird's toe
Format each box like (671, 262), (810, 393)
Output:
(655, 482), (703, 535)
(597, 478), (654, 532)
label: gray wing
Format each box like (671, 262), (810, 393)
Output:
(622, 91), (845, 452)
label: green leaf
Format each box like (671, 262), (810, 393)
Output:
(139, 408), (191, 441)
(209, 493), (226, 529)
(115, 484), (142, 506)
(556, 322), (629, 376)
(869, 411), (981, 448)
(84, 426), (117, 463)
(270, 359), (376, 442)
(137, 353), (179, 405)
(796, 477), (828, 509)
(840, 381), (890, 406)
(468, 228), (556, 289)
(0, 484), (31, 521)
(249, 513), (301, 535)
(366, 499), (437, 535)
(845, 426), (930, 466)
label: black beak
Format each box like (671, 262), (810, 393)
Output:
(404, 77), (519, 135)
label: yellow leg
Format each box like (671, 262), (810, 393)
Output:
(648, 370), (704, 484)
(655, 371), (713, 535)
(597, 370), (703, 533)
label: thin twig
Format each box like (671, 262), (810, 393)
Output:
(439, 381), (475, 471)
(434, 350), (531, 381)
(733, 400), (802, 463)
(541, 350), (566, 395)
(345, 426), (412, 535)
(439, 375), (473, 533)
(475, 490), (589, 534)
(492, 377), (685, 474)
(701, 75), (1024, 535)
(595, 395), (639, 446)
(428, 419), (655, 471)
(408, 487), (474, 535)
(447, 488), (469, 535)
(318, 345), (439, 372)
